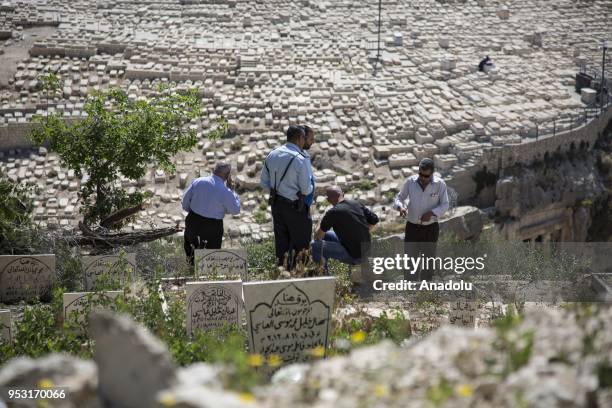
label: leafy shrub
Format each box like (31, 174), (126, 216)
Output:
(245, 239), (277, 280)
(253, 209), (267, 224)
(0, 171), (42, 254)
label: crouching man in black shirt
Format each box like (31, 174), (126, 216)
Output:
(311, 186), (379, 273)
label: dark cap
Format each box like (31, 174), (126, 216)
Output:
(419, 158), (435, 172)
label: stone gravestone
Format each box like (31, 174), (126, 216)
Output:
(186, 280), (243, 336)
(0, 255), (55, 303)
(194, 249), (248, 281)
(82, 253), (136, 290)
(449, 297), (478, 328)
(63, 291), (122, 328)
(244, 277), (335, 365)
(0, 309), (10, 343)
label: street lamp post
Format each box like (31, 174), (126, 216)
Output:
(373, 0), (382, 76)
(376, 0), (382, 62)
(601, 40), (608, 110)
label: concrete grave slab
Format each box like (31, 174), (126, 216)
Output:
(194, 249), (248, 281)
(244, 276), (335, 365)
(0, 255), (55, 303)
(63, 291), (122, 328)
(82, 253), (136, 291)
(449, 297), (478, 328)
(186, 280), (243, 335)
(0, 309), (10, 343)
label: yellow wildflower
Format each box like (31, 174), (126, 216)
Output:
(158, 393), (176, 407)
(267, 354), (282, 367)
(456, 384), (474, 397)
(37, 378), (54, 389)
(350, 330), (367, 344)
(309, 345), (326, 358)
(374, 384), (389, 397)
(247, 353), (264, 367)
(238, 393), (256, 403)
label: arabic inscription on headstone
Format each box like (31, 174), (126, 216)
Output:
(194, 249), (248, 281)
(82, 253), (136, 290)
(0, 255), (55, 303)
(186, 280), (243, 335)
(244, 277), (335, 365)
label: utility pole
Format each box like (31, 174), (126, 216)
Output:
(601, 40), (608, 110)
(374, 0), (382, 76)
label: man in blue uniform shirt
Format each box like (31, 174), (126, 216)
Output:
(300, 125), (316, 208)
(181, 162), (241, 266)
(260, 125), (314, 269)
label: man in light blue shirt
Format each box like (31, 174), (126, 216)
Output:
(300, 125), (316, 208)
(260, 125), (314, 269)
(182, 162), (240, 266)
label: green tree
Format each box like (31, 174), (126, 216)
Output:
(30, 85), (225, 227)
(0, 171), (40, 254)
(37, 72), (61, 111)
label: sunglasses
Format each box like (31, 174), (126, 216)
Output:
(419, 172), (432, 178)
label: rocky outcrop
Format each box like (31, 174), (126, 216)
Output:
(494, 153), (606, 240)
(495, 154), (605, 218)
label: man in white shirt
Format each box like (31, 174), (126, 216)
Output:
(393, 158), (449, 279)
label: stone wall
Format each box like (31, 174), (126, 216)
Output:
(482, 106), (612, 172)
(0, 122), (37, 150)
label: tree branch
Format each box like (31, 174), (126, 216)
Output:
(99, 203), (144, 229)
(75, 222), (180, 248)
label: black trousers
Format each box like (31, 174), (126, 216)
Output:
(271, 200), (312, 270)
(404, 222), (439, 281)
(184, 211), (224, 266)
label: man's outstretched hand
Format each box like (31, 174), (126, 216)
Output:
(399, 208), (407, 218)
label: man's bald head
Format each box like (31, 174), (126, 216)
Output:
(326, 185), (344, 206)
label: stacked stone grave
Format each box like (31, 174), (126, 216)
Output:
(0, 0), (609, 240)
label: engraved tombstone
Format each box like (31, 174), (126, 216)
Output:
(194, 249), (248, 281)
(82, 253), (136, 290)
(63, 291), (122, 327)
(0, 255), (55, 303)
(449, 297), (478, 328)
(244, 277), (335, 365)
(186, 280), (243, 336)
(0, 310), (10, 343)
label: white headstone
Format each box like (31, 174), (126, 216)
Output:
(194, 249), (248, 281)
(244, 277), (335, 365)
(0, 309), (10, 343)
(186, 280), (243, 336)
(82, 253), (136, 290)
(0, 255), (55, 303)
(581, 88), (597, 105)
(63, 291), (122, 328)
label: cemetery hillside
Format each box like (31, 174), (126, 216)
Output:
(1, 0), (612, 407)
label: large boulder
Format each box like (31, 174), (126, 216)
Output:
(89, 312), (177, 408)
(439, 205), (484, 240)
